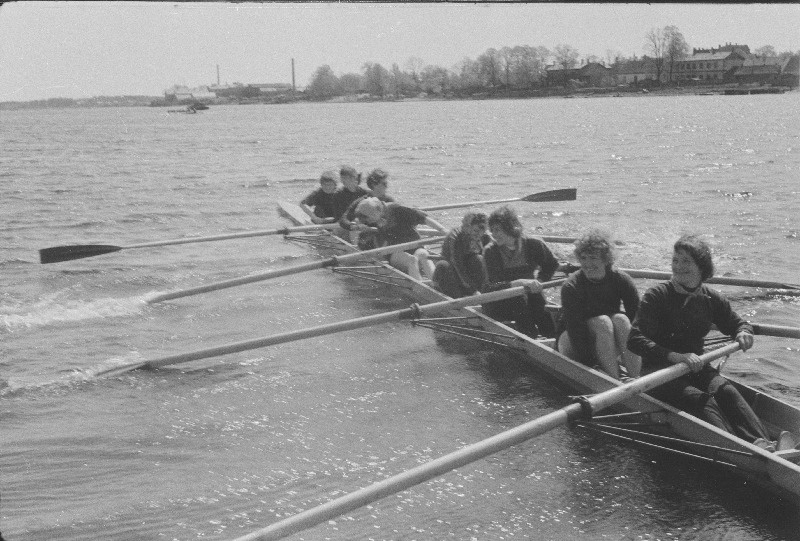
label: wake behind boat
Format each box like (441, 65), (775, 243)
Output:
(273, 200), (800, 509)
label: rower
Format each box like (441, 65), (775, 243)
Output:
(556, 229), (641, 380)
(351, 197), (438, 281)
(333, 165), (370, 220)
(338, 168), (397, 240)
(431, 211), (489, 298)
(299, 170), (339, 224)
(628, 235), (797, 452)
(480, 206), (559, 338)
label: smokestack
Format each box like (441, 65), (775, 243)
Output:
(292, 58), (296, 92)
(217, 64), (220, 86)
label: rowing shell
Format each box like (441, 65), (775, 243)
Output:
(276, 201), (800, 504)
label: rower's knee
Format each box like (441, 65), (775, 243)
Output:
(587, 315), (614, 335)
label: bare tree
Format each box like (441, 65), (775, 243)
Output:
(405, 56), (425, 83)
(664, 26), (690, 82)
(644, 28), (668, 83)
(476, 48), (502, 87)
(419, 65), (450, 95)
(500, 46), (514, 86)
(553, 44), (580, 69)
(452, 57), (481, 91)
(391, 63), (416, 97)
(604, 49), (624, 67)
(362, 62), (390, 97)
(512, 45), (549, 87)
(754, 45), (777, 57)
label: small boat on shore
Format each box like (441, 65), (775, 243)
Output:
(274, 200), (800, 506)
(724, 87), (786, 95)
(167, 106), (197, 114)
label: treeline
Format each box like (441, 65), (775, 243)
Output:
(306, 45), (558, 100)
(0, 95), (157, 110)
(305, 26), (798, 100)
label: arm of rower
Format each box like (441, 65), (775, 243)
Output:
(423, 215), (448, 234)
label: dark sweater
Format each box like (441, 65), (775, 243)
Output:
(627, 281), (752, 370)
(300, 188), (338, 219)
(558, 268), (639, 365)
(482, 236), (558, 292)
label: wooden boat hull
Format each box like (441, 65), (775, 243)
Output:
(277, 201), (800, 504)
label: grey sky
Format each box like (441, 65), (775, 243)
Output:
(1, 2), (798, 102)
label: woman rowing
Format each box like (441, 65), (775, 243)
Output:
(333, 165), (370, 219)
(351, 197), (439, 281)
(338, 168), (397, 237)
(557, 229), (641, 380)
(431, 211), (489, 298)
(481, 206), (558, 338)
(299, 170), (339, 224)
(627, 235), (794, 452)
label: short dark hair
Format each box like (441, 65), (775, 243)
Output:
(340, 165), (361, 183)
(488, 206), (523, 238)
(319, 171), (337, 184)
(366, 169), (389, 190)
(674, 235), (715, 281)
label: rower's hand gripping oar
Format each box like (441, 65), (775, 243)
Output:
(143, 236), (447, 304)
(38, 188), (577, 263)
(94, 278), (566, 377)
(229, 342), (742, 541)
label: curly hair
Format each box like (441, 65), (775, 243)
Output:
(487, 206), (523, 238)
(366, 169), (389, 190)
(674, 235), (715, 281)
(461, 211), (488, 228)
(574, 229), (615, 265)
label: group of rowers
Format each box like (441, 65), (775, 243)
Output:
(300, 167), (797, 453)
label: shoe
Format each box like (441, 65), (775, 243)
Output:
(777, 431), (797, 451)
(754, 438), (776, 452)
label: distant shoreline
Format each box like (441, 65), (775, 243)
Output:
(1, 84), (795, 111)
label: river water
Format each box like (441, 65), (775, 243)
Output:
(2, 95), (800, 540)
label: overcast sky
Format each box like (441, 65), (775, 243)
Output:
(1, 2), (798, 102)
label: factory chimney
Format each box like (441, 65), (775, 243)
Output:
(292, 58), (296, 92)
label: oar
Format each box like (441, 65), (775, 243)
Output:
(619, 268), (800, 291)
(144, 236), (446, 304)
(39, 189), (576, 264)
(95, 279), (566, 377)
(230, 343), (741, 541)
(420, 188), (577, 211)
(752, 324), (800, 339)
(39, 224), (338, 264)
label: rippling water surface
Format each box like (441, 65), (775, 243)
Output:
(2, 95), (800, 540)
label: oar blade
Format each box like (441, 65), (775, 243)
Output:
(39, 244), (123, 264)
(522, 188), (577, 203)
